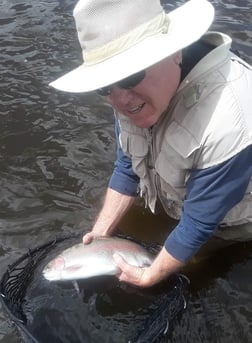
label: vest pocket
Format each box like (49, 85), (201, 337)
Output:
(155, 150), (187, 189)
(120, 132), (148, 158)
(120, 132), (149, 178)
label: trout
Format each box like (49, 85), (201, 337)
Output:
(43, 237), (154, 281)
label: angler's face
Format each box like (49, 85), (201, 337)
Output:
(105, 54), (181, 128)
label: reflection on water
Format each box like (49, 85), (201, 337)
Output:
(0, 0), (251, 342)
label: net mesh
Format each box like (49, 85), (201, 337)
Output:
(0, 237), (64, 342)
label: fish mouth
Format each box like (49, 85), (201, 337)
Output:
(43, 269), (60, 281)
(128, 103), (145, 114)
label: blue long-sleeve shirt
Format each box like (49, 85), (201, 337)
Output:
(109, 119), (252, 262)
(108, 119), (140, 196)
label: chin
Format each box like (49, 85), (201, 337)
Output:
(132, 120), (150, 128)
(131, 115), (158, 128)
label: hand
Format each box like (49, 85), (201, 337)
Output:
(82, 221), (112, 245)
(83, 230), (108, 244)
(113, 253), (153, 287)
(82, 231), (96, 244)
(113, 247), (184, 288)
(82, 188), (135, 245)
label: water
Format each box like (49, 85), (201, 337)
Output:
(0, 0), (251, 342)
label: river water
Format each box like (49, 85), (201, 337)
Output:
(0, 0), (251, 342)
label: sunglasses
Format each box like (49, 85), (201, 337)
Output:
(96, 69), (146, 96)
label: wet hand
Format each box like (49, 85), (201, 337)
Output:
(82, 229), (110, 244)
(113, 247), (184, 288)
(82, 232), (95, 244)
(113, 253), (153, 288)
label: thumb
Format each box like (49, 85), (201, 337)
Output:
(113, 253), (128, 270)
(82, 232), (93, 244)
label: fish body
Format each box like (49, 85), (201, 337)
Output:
(43, 237), (154, 281)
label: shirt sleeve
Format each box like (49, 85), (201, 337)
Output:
(165, 145), (252, 262)
(108, 117), (139, 196)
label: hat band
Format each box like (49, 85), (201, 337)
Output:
(83, 12), (170, 65)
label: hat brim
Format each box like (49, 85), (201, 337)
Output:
(49, 0), (214, 93)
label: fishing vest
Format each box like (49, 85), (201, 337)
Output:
(117, 32), (252, 226)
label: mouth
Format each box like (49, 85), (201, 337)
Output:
(43, 269), (58, 281)
(128, 102), (145, 114)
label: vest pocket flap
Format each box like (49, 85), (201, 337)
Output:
(120, 132), (148, 157)
(164, 121), (200, 159)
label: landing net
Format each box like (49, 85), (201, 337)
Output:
(0, 235), (189, 343)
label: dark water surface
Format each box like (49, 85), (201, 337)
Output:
(0, 0), (251, 342)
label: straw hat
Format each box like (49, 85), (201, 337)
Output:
(49, 0), (214, 93)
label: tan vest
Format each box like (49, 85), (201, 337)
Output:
(118, 32), (252, 226)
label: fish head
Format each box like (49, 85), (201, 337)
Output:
(43, 254), (89, 281)
(43, 255), (66, 281)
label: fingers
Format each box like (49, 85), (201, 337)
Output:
(113, 253), (130, 282)
(113, 253), (127, 270)
(82, 232), (94, 244)
(113, 253), (146, 286)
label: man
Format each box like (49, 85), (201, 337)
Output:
(50, 0), (252, 287)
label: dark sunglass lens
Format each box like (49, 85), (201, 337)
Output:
(96, 70), (145, 95)
(96, 86), (111, 96)
(118, 70), (146, 89)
